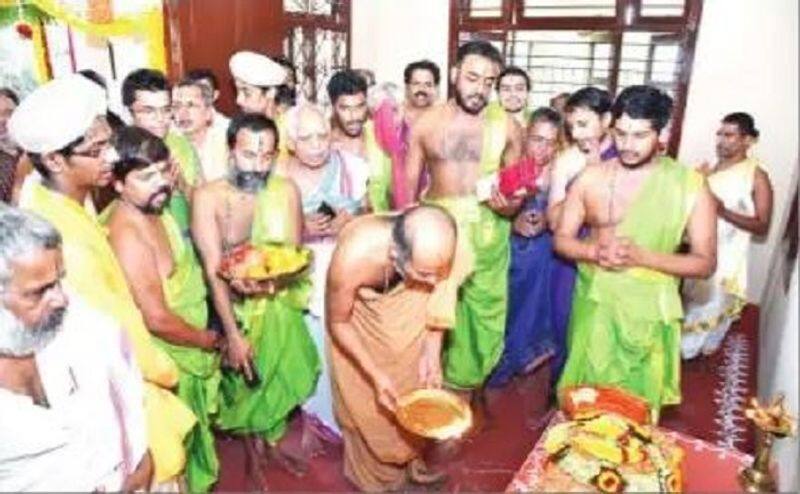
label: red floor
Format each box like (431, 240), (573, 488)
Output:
(214, 305), (759, 492)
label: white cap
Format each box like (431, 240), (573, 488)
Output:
(9, 74), (107, 154)
(229, 50), (287, 88)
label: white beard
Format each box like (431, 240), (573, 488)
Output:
(0, 306), (63, 357)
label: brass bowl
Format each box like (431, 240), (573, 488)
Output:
(396, 389), (473, 441)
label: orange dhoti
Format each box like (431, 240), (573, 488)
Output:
(330, 286), (430, 491)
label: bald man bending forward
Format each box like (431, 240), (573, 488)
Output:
(326, 206), (471, 491)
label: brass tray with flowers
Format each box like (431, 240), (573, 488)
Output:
(219, 242), (312, 285)
(532, 386), (685, 493)
(395, 389), (473, 441)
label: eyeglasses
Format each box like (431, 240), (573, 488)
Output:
(71, 140), (109, 159)
(131, 105), (172, 118)
(172, 101), (206, 112)
(527, 135), (558, 147)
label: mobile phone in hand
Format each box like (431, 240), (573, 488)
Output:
(244, 359), (262, 388)
(317, 201), (336, 218)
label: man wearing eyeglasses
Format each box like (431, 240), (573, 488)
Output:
(122, 69), (203, 235)
(10, 74), (196, 488)
(173, 77), (230, 182)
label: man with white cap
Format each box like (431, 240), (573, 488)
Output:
(10, 74), (196, 487)
(230, 50), (288, 119)
(229, 50), (294, 163)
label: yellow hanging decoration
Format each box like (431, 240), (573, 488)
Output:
(30, 17), (49, 83)
(29, 0), (166, 72)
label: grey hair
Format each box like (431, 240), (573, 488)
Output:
(175, 78), (214, 106)
(284, 103), (329, 142)
(367, 81), (402, 112)
(0, 206), (62, 290)
(391, 211), (412, 266)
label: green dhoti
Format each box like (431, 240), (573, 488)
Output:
(557, 157), (702, 417)
(430, 197), (510, 389)
(216, 176), (321, 443)
(432, 102), (511, 389)
(158, 212), (221, 493)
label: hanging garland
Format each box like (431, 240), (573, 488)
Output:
(0, 1), (52, 83)
(0, 2), (50, 30)
(30, 0), (166, 71)
(0, 0), (166, 73)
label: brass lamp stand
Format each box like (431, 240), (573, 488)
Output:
(738, 394), (796, 492)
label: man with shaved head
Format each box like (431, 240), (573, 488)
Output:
(326, 205), (470, 491)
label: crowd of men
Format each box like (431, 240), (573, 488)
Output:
(0, 39), (773, 492)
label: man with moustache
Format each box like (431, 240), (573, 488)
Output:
(173, 78), (230, 182)
(106, 127), (223, 493)
(404, 60), (440, 123)
(192, 113), (319, 487)
(327, 205), (467, 491)
(12, 74), (195, 487)
(327, 70), (385, 212)
(554, 85), (717, 420)
(682, 112), (773, 358)
(185, 68), (229, 128)
(406, 40), (523, 399)
(283, 104), (365, 444)
(377, 60), (441, 208)
(122, 69), (201, 234)
(0, 206), (151, 492)
(496, 66), (531, 125)
(489, 107), (562, 388)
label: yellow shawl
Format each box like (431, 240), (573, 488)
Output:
(22, 183), (196, 482)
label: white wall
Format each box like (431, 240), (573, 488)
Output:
(677, 0), (799, 303)
(351, 0), (450, 96)
(758, 251), (798, 492)
(352, 0), (798, 301)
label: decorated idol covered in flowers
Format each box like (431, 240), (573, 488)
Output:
(533, 386), (685, 493)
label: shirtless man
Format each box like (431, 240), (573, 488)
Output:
(106, 126), (222, 492)
(192, 113), (319, 486)
(405, 40), (523, 401)
(496, 66), (531, 125)
(554, 85), (717, 420)
(326, 205), (463, 491)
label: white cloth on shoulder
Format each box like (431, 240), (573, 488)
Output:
(0, 293), (147, 492)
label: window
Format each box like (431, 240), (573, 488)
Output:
(450, 0), (703, 154)
(283, 0), (351, 103)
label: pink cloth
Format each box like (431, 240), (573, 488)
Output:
(373, 100), (413, 209)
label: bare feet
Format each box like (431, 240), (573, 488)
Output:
(269, 439), (309, 477)
(300, 413), (342, 460)
(469, 387), (491, 436)
(300, 423), (325, 461)
(408, 458), (448, 488)
(244, 436), (270, 491)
